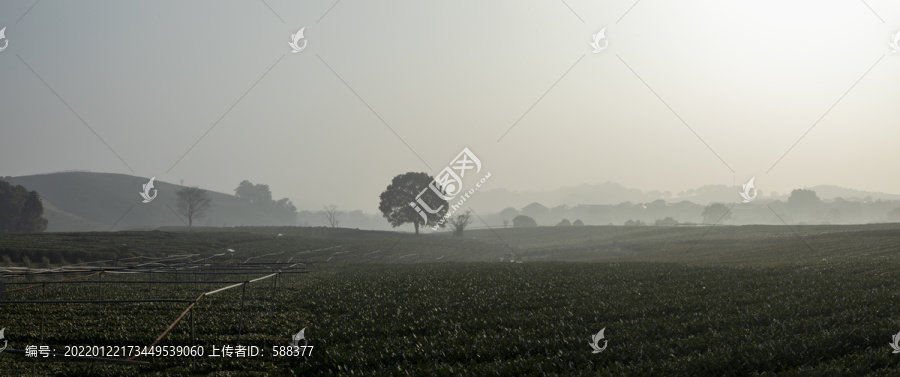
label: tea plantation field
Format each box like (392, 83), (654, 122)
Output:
(1, 225), (900, 375)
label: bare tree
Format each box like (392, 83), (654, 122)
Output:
(503, 219), (509, 228)
(176, 186), (212, 228)
(323, 203), (340, 228)
(449, 210), (472, 237)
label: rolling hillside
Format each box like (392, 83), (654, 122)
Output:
(2, 172), (297, 232)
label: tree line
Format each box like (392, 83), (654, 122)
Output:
(174, 180), (298, 227)
(0, 179), (48, 232)
(374, 173), (900, 231)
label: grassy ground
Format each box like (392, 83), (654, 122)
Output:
(2, 225), (900, 375)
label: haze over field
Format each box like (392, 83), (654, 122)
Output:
(8, 2), (900, 375)
(3, 1), (900, 215)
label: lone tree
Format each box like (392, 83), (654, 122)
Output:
(378, 172), (448, 234)
(449, 210), (472, 237)
(556, 219), (572, 226)
(512, 215), (537, 228)
(701, 203), (731, 224)
(322, 203), (341, 228)
(176, 186), (212, 228)
(0, 180), (48, 232)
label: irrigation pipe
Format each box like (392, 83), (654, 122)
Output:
(0, 299), (196, 304)
(2, 271), (103, 294)
(5, 280), (278, 285)
(130, 272), (280, 360)
(127, 292), (206, 361)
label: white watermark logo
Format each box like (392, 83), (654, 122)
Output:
(890, 31), (900, 54)
(0, 27), (8, 53)
(890, 331), (900, 353)
(589, 328), (607, 353)
(591, 27), (608, 53)
(411, 190), (445, 225)
(740, 177), (757, 203)
(429, 170), (491, 230)
(289, 27), (307, 53)
(427, 148), (482, 201)
(404, 148), (492, 230)
(140, 177), (157, 203)
(410, 148), (483, 225)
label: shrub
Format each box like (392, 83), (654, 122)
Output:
(512, 215), (537, 228)
(655, 217), (678, 226)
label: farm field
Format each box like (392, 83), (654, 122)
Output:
(2, 224), (900, 375)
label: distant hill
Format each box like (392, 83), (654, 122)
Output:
(465, 182), (900, 212)
(805, 185), (900, 202)
(465, 182), (655, 212)
(2, 172), (297, 232)
(6, 172), (900, 232)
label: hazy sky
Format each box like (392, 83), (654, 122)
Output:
(2, 0), (900, 212)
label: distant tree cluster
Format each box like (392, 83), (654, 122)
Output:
(0, 180), (48, 232)
(373, 169), (900, 228)
(234, 180), (297, 224)
(235, 180), (272, 205)
(513, 215), (537, 228)
(655, 217), (678, 226)
(497, 189), (900, 226)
